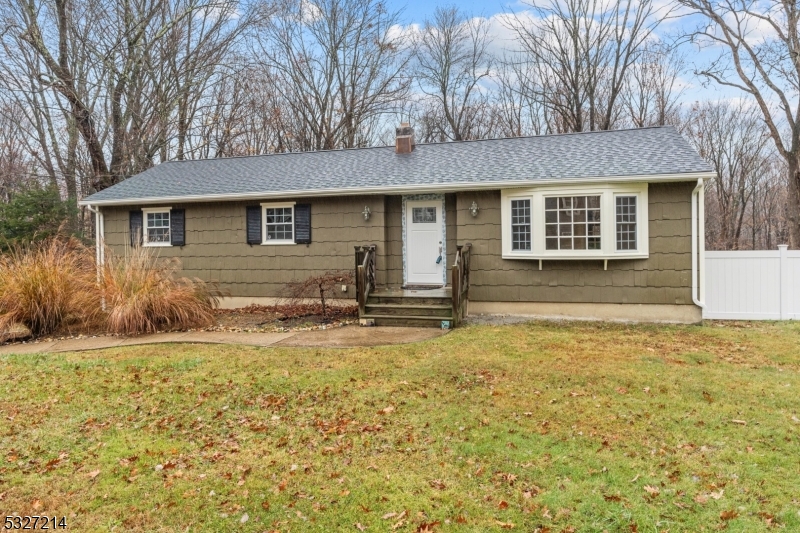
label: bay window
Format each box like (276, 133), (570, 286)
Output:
(501, 183), (648, 260)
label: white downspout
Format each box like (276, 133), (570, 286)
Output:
(691, 178), (706, 308)
(87, 204), (106, 310)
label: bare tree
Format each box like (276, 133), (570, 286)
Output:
(2, 0), (257, 192)
(494, 53), (551, 137)
(685, 101), (773, 249)
(254, 0), (413, 151)
(0, 101), (33, 203)
(677, 0), (800, 247)
(413, 6), (494, 141)
(508, 0), (663, 132)
(622, 41), (686, 128)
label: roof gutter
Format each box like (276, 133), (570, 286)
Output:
(78, 171), (717, 207)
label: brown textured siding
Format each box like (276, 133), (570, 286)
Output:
(445, 193), (457, 285)
(455, 182), (695, 305)
(102, 182), (695, 306)
(102, 196), (387, 299)
(384, 195), (403, 286)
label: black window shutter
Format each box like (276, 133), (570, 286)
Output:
(246, 206), (262, 244)
(294, 204), (311, 244)
(129, 210), (143, 247)
(170, 209), (185, 246)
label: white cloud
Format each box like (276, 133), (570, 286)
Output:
(300, 0), (323, 23)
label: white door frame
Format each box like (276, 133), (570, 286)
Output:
(402, 194), (446, 286)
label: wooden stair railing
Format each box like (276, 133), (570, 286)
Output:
(355, 244), (377, 318)
(451, 242), (472, 327)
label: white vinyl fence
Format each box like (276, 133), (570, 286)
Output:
(704, 245), (800, 320)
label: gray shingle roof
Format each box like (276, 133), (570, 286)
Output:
(81, 126), (713, 205)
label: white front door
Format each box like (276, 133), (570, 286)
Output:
(405, 199), (444, 285)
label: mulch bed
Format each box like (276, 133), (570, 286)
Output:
(1, 304), (359, 345)
(208, 303), (358, 332)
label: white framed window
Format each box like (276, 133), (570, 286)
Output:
(544, 195), (602, 251)
(143, 207), (171, 247)
(511, 199), (531, 251)
(501, 183), (648, 260)
(615, 195), (637, 251)
(261, 202), (295, 245)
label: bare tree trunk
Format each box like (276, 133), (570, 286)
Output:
(678, 0), (800, 247)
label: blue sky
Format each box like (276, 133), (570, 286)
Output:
(387, 0), (745, 105)
(397, 0), (518, 20)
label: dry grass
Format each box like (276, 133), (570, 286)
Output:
(0, 239), (100, 336)
(100, 246), (221, 335)
(1, 321), (798, 531)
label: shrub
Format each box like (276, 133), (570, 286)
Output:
(101, 246), (220, 335)
(285, 270), (354, 320)
(0, 183), (78, 251)
(0, 239), (101, 337)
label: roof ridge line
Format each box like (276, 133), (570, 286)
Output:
(161, 126), (676, 165)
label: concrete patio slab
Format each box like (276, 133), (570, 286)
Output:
(49, 337), (127, 352)
(274, 326), (446, 347)
(0, 341), (58, 355)
(172, 331), (296, 346)
(0, 326), (446, 355)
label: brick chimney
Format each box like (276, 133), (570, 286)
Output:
(395, 122), (415, 154)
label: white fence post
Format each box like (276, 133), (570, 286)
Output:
(779, 244), (789, 320)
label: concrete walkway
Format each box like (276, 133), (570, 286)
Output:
(0, 326), (447, 355)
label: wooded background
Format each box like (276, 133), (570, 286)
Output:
(0, 0), (797, 250)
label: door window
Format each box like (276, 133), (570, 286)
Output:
(412, 207), (437, 223)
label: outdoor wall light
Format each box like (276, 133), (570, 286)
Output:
(469, 201), (480, 217)
(362, 206), (371, 221)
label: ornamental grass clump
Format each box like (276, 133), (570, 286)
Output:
(0, 238), (101, 337)
(101, 246), (220, 335)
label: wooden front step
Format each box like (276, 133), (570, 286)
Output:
(361, 315), (453, 328)
(365, 303), (452, 318)
(367, 295), (451, 306)
(361, 288), (453, 328)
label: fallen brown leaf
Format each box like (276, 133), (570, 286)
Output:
(428, 479), (446, 490)
(643, 485), (660, 496)
(416, 521), (440, 532)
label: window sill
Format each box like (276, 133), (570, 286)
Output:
(144, 242), (172, 248)
(261, 241), (296, 246)
(503, 252), (648, 261)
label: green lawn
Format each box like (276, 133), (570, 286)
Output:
(1, 321), (799, 532)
